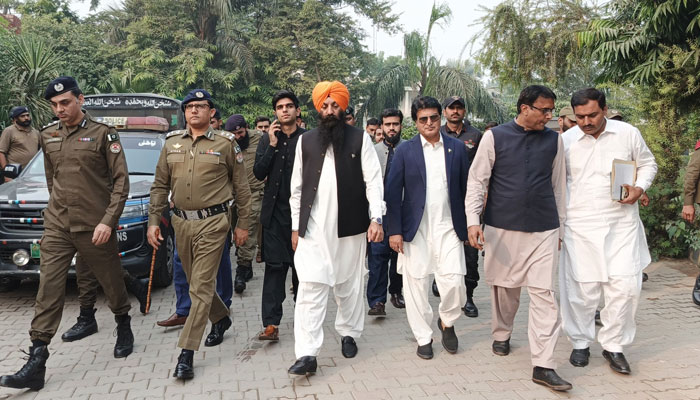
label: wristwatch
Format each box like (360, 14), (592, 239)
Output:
(371, 217), (382, 225)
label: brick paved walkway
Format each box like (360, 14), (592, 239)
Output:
(0, 256), (698, 400)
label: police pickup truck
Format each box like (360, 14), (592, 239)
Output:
(0, 116), (174, 291)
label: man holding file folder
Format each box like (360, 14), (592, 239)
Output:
(560, 88), (657, 375)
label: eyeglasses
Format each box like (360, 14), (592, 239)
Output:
(528, 105), (555, 115)
(417, 114), (440, 124)
(184, 103), (210, 112)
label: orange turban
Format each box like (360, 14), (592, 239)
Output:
(311, 81), (350, 113)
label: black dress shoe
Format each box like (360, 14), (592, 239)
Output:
(693, 273), (700, 306)
(62, 307), (98, 342)
(204, 316), (232, 347)
(416, 340), (433, 360)
(0, 345), (49, 390)
(368, 302), (386, 316)
(437, 318), (458, 353)
(492, 338), (510, 356)
(432, 279), (440, 297)
(642, 272), (649, 282)
(288, 356), (317, 376)
(173, 349), (194, 380)
(569, 348), (590, 367)
(390, 293), (405, 309)
(462, 300), (478, 318)
(602, 350), (631, 374)
(341, 336), (358, 358)
(532, 367), (572, 391)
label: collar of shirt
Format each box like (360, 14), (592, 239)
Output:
(573, 118), (616, 142)
(183, 126), (215, 140)
(63, 114), (89, 135)
(442, 121), (467, 135)
(14, 123), (31, 133)
(420, 133), (443, 149)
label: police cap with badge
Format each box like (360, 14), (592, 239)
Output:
(181, 89), (214, 111)
(44, 76), (80, 100)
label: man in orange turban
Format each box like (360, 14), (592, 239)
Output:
(287, 81), (385, 376)
(311, 81), (350, 113)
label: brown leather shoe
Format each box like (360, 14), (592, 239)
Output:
(157, 313), (187, 327)
(258, 325), (279, 341)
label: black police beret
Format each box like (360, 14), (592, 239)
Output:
(44, 76), (80, 100)
(9, 106), (29, 119)
(181, 89), (214, 111)
(225, 114), (247, 131)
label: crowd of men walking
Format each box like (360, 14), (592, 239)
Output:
(1, 74), (700, 394)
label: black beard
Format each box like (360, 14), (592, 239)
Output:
(237, 131), (250, 151)
(385, 131), (401, 146)
(319, 113), (345, 152)
(17, 120), (31, 127)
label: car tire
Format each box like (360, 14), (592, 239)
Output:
(152, 227), (174, 288)
(0, 277), (22, 292)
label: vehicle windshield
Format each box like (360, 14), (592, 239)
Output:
(23, 136), (163, 177)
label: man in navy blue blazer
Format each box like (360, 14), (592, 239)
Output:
(385, 96), (471, 360)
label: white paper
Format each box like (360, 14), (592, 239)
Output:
(611, 159), (636, 200)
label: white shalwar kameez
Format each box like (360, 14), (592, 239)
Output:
(560, 119), (657, 353)
(399, 135), (466, 346)
(290, 133), (384, 358)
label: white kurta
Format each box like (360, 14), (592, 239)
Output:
(399, 135), (466, 345)
(290, 132), (384, 286)
(560, 119), (657, 281)
(559, 119), (657, 352)
(289, 131), (384, 357)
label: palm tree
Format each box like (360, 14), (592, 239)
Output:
(360, 2), (506, 122)
(5, 35), (60, 126)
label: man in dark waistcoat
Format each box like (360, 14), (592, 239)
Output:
(465, 85), (572, 391)
(254, 90), (303, 342)
(287, 81), (384, 376)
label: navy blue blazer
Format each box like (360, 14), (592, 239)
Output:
(385, 133), (470, 242)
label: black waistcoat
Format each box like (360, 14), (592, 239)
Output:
(483, 120), (560, 232)
(298, 124), (369, 238)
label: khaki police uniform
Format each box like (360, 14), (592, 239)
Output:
(30, 114), (131, 344)
(0, 124), (41, 168)
(149, 126), (251, 351)
(232, 130), (264, 264)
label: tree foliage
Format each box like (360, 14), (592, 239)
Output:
(362, 2), (506, 124)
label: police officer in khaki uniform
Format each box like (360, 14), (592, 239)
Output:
(0, 106), (41, 181)
(225, 114), (264, 294)
(147, 89), (251, 380)
(0, 77), (133, 392)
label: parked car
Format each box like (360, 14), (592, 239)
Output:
(0, 127), (174, 292)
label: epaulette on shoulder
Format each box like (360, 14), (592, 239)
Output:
(40, 120), (59, 131)
(167, 130), (185, 139)
(215, 130), (235, 142)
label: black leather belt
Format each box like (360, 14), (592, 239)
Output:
(173, 203), (228, 220)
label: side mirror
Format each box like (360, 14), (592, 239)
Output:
(3, 163), (22, 179)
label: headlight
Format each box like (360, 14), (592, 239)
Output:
(12, 249), (30, 266)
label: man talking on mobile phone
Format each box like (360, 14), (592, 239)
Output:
(253, 90), (305, 342)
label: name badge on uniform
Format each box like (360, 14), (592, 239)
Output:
(78, 137), (95, 142)
(46, 137), (62, 144)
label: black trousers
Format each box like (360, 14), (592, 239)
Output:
(261, 262), (298, 327)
